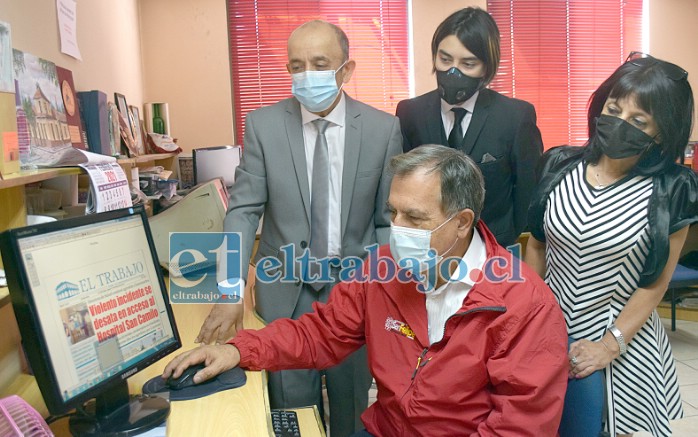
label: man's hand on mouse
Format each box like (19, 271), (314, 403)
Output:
(163, 344), (241, 385)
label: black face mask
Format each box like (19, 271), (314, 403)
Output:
(436, 67), (482, 105)
(593, 114), (657, 159)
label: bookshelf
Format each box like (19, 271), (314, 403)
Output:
(0, 152), (179, 309)
(0, 168), (84, 236)
(0, 153), (178, 227)
(0, 288), (8, 307)
(0, 152), (181, 421)
(1, 169), (82, 308)
(0, 167), (83, 190)
(114, 152), (179, 185)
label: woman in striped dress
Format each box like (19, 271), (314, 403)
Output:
(526, 53), (698, 436)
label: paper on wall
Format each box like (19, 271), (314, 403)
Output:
(56, 0), (82, 60)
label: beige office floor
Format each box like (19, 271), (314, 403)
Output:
(322, 318), (698, 436)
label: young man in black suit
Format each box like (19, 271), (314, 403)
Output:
(396, 7), (543, 248)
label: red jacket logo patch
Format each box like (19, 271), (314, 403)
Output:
(385, 316), (415, 340)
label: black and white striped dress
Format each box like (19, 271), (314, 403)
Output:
(543, 161), (683, 436)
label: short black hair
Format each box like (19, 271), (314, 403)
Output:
(430, 7), (500, 85)
(585, 56), (694, 174)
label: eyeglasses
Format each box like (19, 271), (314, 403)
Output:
(625, 51), (688, 81)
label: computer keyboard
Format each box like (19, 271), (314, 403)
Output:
(270, 409), (300, 437)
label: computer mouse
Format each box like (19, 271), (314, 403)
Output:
(166, 363), (206, 390)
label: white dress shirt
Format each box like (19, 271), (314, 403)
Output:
(440, 91), (479, 139)
(425, 228), (487, 345)
(300, 93), (346, 257)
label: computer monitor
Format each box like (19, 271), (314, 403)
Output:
(0, 206), (181, 436)
(192, 145), (241, 187)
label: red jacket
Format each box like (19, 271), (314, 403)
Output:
(231, 223), (568, 436)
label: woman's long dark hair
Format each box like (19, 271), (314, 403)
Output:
(585, 57), (694, 175)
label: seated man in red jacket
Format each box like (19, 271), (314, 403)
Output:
(163, 144), (568, 436)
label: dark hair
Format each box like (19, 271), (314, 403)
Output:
(430, 7), (500, 85)
(389, 144), (485, 223)
(585, 57), (694, 174)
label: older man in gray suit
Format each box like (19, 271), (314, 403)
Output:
(196, 20), (402, 436)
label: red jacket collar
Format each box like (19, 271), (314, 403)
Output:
(374, 221), (509, 346)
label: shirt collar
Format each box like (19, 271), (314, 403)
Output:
(301, 92), (346, 127)
(440, 90), (479, 115)
(424, 228), (486, 298)
(450, 227), (486, 286)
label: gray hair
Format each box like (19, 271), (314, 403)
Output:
(389, 145), (485, 222)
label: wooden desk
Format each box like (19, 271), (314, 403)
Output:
(292, 406), (326, 436)
(154, 304), (325, 436)
(0, 223), (323, 435)
(2, 301), (324, 436)
(128, 303), (271, 436)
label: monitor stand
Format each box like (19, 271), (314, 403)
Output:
(69, 379), (169, 437)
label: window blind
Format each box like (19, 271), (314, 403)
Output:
(487, 0), (643, 149)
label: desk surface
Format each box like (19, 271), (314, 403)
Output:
(122, 303), (323, 437)
(11, 301), (323, 436)
(131, 303), (272, 436)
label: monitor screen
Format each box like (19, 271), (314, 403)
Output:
(0, 206), (181, 436)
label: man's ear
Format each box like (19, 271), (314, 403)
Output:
(339, 59), (356, 84)
(456, 209), (475, 239)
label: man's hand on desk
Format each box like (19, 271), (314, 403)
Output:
(163, 344), (241, 385)
(195, 303), (244, 344)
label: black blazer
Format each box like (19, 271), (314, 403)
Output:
(396, 89), (543, 247)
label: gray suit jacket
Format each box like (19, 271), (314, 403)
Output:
(224, 94), (402, 321)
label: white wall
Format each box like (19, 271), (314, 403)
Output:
(649, 0), (698, 139)
(138, 0), (234, 152)
(0, 0), (144, 107)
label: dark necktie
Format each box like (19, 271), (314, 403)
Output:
(448, 108), (468, 149)
(309, 119), (330, 289)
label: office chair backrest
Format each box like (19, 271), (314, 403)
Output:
(193, 145), (241, 187)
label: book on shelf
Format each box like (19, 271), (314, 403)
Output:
(56, 66), (87, 151)
(77, 90), (113, 158)
(0, 21), (19, 175)
(13, 49), (76, 167)
(0, 91), (19, 175)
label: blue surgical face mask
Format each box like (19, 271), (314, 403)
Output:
(389, 215), (458, 273)
(291, 61), (347, 113)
